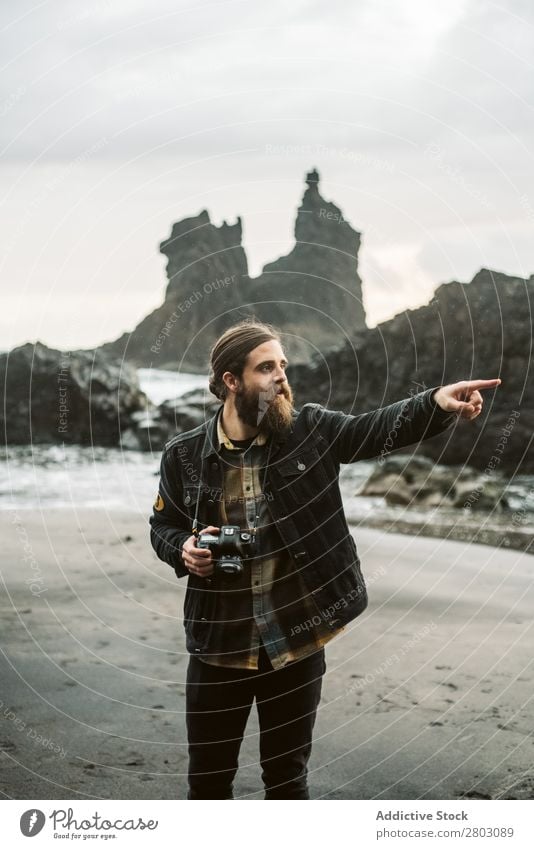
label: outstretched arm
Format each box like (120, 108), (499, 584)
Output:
(305, 379), (501, 464)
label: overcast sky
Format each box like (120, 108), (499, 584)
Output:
(1, 0), (533, 351)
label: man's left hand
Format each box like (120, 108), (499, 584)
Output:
(433, 379), (502, 421)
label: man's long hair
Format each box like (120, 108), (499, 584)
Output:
(208, 319), (282, 401)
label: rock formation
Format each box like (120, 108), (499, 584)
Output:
(358, 454), (510, 510)
(249, 168), (366, 357)
(122, 387), (221, 451)
(100, 210), (250, 370)
(99, 170), (367, 370)
(0, 342), (149, 447)
(289, 268), (534, 473)
(5, 173), (533, 474)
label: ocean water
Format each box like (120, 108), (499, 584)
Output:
(3, 440), (533, 520)
(2, 369), (534, 517)
(3, 444), (160, 512)
(137, 368), (207, 405)
(2, 369), (200, 512)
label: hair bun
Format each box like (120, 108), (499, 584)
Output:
(208, 377), (220, 399)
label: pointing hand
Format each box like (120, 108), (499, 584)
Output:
(433, 379), (501, 421)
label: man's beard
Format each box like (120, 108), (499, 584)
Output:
(234, 382), (295, 436)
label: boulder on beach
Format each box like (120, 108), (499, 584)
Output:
(358, 454), (510, 511)
(121, 387), (221, 450)
(0, 342), (150, 448)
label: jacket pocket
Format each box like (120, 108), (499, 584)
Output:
(276, 446), (331, 505)
(183, 580), (207, 625)
(182, 484), (223, 527)
(182, 485), (200, 511)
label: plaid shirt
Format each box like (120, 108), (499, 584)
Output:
(199, 408), (344, 670)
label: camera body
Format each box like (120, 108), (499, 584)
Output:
(197, 525), (255, 580)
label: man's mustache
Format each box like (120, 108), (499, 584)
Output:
(259, 384), (291, 403)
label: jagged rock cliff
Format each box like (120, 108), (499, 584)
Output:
(290, 268), (534, 473)
(99, 170), (367, 370)
(249, 168), (366, 353)
(5, 269), (532, 470)
(100, 210), (250, 370)
(0, 342), (149, 447)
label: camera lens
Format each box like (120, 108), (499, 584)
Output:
(216, 557), (244, 580)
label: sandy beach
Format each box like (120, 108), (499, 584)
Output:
(1, 507), (533, 800)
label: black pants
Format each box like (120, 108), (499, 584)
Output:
(186, 643), (326, 799)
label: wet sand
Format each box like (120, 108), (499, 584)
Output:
(1, 507), (533, 800)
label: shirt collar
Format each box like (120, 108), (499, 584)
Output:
(216, 406), (268, 450)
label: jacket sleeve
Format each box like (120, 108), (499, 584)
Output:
(149, 445), (191, 579)
(305, 386), (456, 464)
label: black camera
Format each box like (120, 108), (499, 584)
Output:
(197, 525), (255, 580)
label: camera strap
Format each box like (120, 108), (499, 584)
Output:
(191, 455), (204, 539)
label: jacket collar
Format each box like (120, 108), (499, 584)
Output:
(216, 406), (268, 450)
(200, 405), (298, 460)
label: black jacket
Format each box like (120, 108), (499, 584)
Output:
(149, 388), (455, 655)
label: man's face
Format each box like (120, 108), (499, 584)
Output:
(233, 339), (294, 435)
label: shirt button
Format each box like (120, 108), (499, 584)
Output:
(184, 495), (191, 505)
(211, 462), (219, 469)
(297, 461), (306, 471)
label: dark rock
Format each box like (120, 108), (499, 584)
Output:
(0, 341), (149, 447)
(359, 454), (510, 509)
(158, 403), (207, 433)
(100, 209), (249, 371)
(120, 386), (221, 450)
(122, 408), (167, 451)
(250, 168), (366, 360)
(381, 475), (414, 506)
(452, 479), (510, 511)
(290, 268), (534, 473)
(156, 388), (221, 446)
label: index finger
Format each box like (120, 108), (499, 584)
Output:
(460, 379), (501, 391)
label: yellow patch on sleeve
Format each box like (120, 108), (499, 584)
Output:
(153, 493), (165, 511)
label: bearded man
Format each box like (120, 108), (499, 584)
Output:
(149, 319), (500, 800)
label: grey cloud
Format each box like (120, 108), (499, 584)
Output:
(2, 0), (534, 347)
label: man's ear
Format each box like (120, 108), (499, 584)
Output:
(222, 371), (240, 395)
